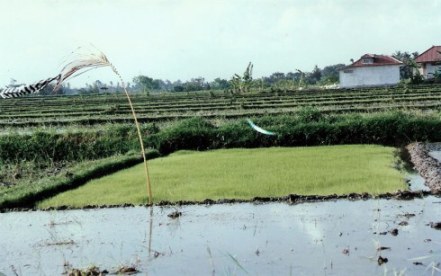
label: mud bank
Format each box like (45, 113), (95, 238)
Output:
(406, 142), (441, 193)
(0, 190), (432, 213)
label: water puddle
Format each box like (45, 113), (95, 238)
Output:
(407, 173), (430, 192)
(1, 197), (441, 275)
(429, 150), (441, 162)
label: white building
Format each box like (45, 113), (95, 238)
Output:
(339, 54), (402, 88)
(415, 46), (441, 79)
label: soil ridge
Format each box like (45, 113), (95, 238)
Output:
(406, 142), (441, 193)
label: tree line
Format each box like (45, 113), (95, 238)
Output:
(27, 49), (433, 95)
(131, 63), (346, 94)
(130, 49), (441, 94)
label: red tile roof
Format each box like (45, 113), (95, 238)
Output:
(415, 46), (441, 63)
(345, 54), (402, 69)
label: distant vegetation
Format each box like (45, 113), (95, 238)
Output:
(35, 49), (431, 96)
(44, 62), (345, 95)
(130, 62), (345, 94)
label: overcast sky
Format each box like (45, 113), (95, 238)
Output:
(0, 0), (440, 88)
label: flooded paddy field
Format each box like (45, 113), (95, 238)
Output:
(1, 197), (441, 275)
(0, 143), (439, 275)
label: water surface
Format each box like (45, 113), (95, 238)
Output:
(1, 198), (441, 275)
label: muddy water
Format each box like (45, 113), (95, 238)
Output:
(429, 150), (441, 162)
(408, 173), (430, 192)
(1, 198), (441, 275)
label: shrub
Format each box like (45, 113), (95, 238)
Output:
(297, 106), (323, 122)
(2, 112), (441, 164)
(154, 117), (217, 154)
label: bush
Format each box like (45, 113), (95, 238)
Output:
(2, 112), (441, 164)
(154, 117), (217, 154)
(297, 106), (323, 123)
(0, 128), (137, 163)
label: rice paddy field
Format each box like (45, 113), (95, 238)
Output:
(1, 84), (441, 130)
(2, 85), (441, 275)
(37, 145), (406, 208)
(2, 85), (441, 208)
(3, 85), (441, 208)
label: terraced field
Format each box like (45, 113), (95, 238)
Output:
(1, 85), (441, 129)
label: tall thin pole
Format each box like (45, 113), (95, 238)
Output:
(110, 64), (153, 205)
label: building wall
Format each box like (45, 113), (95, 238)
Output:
(418, 65), (425, 77)
(339, 65), (401, 88)
(425, 63), (441, 78)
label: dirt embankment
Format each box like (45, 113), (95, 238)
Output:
(406, 142), (441, 193)
(1, 190), (430, 213)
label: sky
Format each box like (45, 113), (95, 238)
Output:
(0, 0), (440, 88)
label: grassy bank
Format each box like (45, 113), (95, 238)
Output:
(3, 111), (441, 163)
(0, 150), (159, 209)
(38, 145), (407, 208)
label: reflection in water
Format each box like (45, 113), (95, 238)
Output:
(1, 198), (441, 275)
(148, 207), (153, 257)
(407, 173), (430, 191)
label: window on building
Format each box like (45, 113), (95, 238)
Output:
(362, 58), (373, 64)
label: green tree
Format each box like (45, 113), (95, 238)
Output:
(181, 77), (208, 92)
(393, 51), (421, 83)
(243, 62), (253, 92)
(296, 69), (307, 89)
(133, 75), (161, 92)
(39, 83), (63, 96)
(264, 72), (285, 85)
(307, 65), (322, 84)
(231, 62), (253, 93)
(320, 64), (345, 84)
(210, 78), (230, 90)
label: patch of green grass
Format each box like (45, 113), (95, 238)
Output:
(38, 145), (407, 208)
